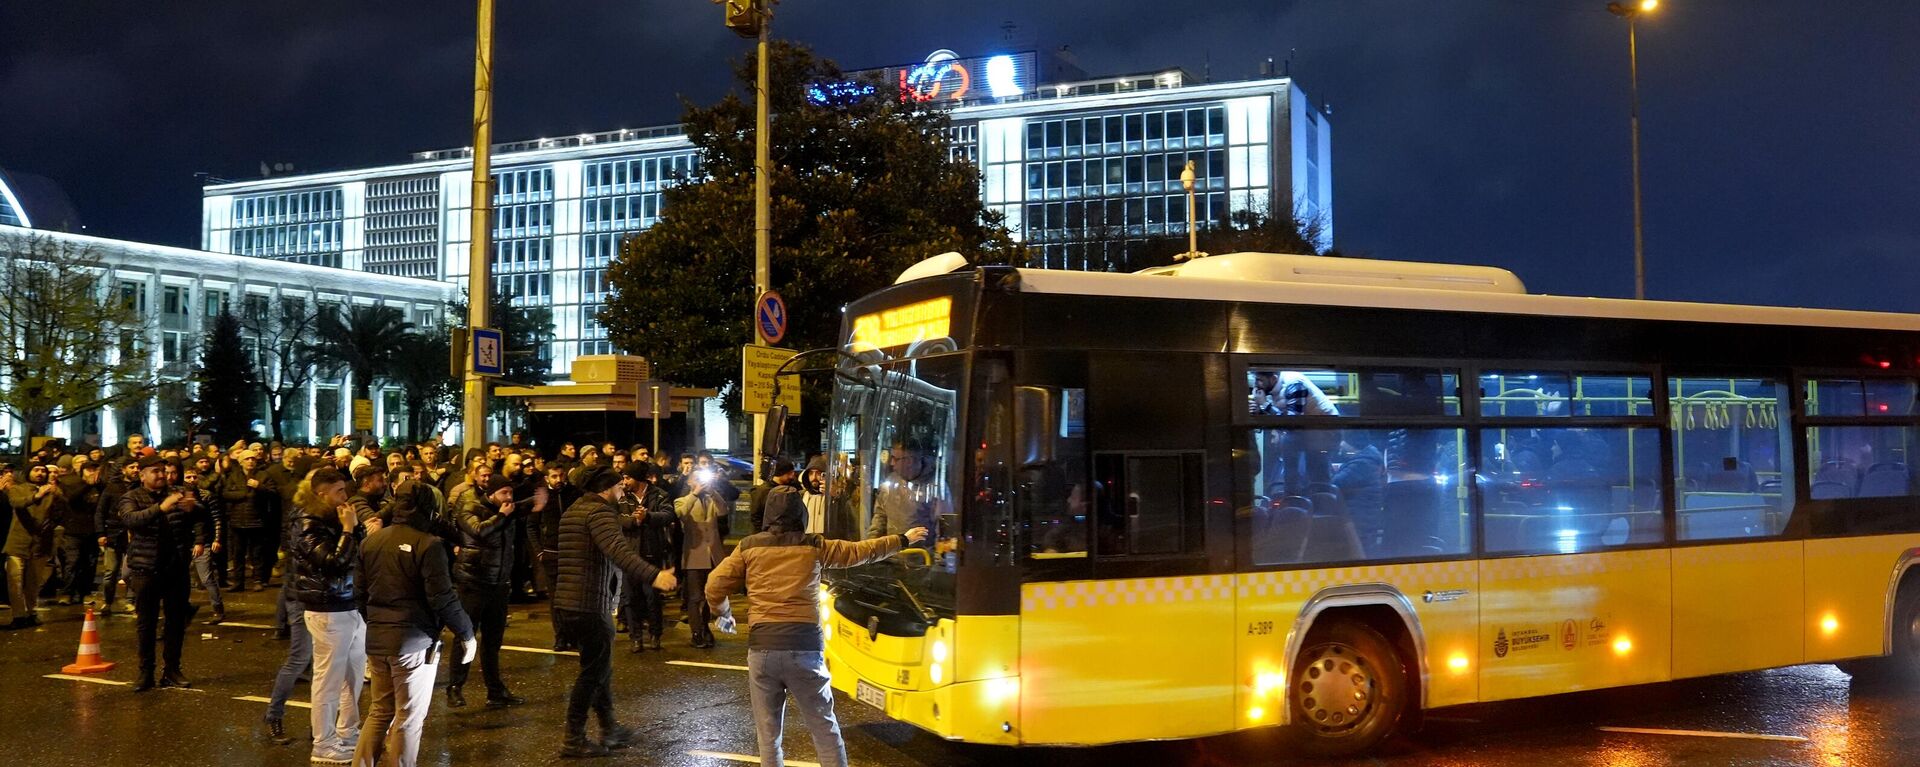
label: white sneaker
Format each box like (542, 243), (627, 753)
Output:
(309, 749), (352, 764)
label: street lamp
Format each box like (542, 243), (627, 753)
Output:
(1175, 160), (1208, 262)
(1607, 0), (1658, 299)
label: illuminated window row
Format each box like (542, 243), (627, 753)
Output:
(583, 154), (700, 197)
(1024, 150), (1227, 202)
(1025, 106), (1228, 162)
(232, 221), (344, 257)
(492, 237), (550, 273)
(583, 194), (661, 233)
(234, 189), (344, 227)
(492, 167), (553, 205)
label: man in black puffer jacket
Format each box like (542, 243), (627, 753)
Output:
(447, 461), (524, 709)
(288, 466), (372, 765)
(116, 456), (214, 691)
(550, 466), (678, 758)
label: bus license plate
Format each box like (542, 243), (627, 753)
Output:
(855, 680), (887, 712)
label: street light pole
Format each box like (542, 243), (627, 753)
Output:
(463, 0), (495, 448)
(1176, 160), (1207, 262)
(1609, 0), (1657, 300)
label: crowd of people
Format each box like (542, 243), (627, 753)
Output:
(1, 432), (923, 767)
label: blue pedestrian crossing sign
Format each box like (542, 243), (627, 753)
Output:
(472, 327), (504, 376)
(755, 290), (788, 345)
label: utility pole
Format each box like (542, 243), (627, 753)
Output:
(722, 0), (775, 483)
(462, 0), (495, 448)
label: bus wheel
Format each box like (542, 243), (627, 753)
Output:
(1288, 620), (1409, 757)
(1840, 582), (1920, 682)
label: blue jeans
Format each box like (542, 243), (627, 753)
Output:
(191, 550), (223, 612)
(268, 592), (310, 720)
(747, 649), (847, 767)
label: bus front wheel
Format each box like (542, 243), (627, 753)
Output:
(1839, 581), (1920, 682)
(1287, 619), (1409, 757)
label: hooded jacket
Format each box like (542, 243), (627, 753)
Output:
(704, 489), (907, 651)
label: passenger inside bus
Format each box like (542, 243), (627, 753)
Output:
(1250, 371), (1340, 497)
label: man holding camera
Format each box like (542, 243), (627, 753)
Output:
(116, 456), (215, 691)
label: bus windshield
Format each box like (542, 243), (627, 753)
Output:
(823, 351), (965, 618)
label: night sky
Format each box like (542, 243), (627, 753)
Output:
(6, 1), (1919, 311)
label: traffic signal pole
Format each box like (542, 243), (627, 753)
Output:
(463, 0), (495, 449)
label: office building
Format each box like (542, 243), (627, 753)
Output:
(200, 49), (1331, 376)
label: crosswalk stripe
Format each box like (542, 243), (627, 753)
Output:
(688, 750), (819, 767)
(666, 660), (749, 672)
(501, 644), (579, 656)
(46, 673), (126, 686)
(1598, 726), (1808, 743)
(218, 621), (278, 630)
(233, 695), (312, 708)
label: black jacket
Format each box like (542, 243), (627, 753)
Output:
(621, 484), (679, 563)
(552, 493), (663, 616)
(98, 477), (135, 551)
(536, 482), (580, 553)
(222, 464), (274, 529)
(58, 476), (101, 537)
(358, 520), (473, 656)
(262, 463), (301, 530)
(451, 485), (515, 589)
(290, 511), (360, 612)
(115, 485), (214, 575)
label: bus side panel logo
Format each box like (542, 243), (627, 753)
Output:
(1493, 627), (1509, 658)
(1561, 619), (1578, 650)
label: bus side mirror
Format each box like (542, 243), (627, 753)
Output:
(762, 404), (788, 457)
(1014, 386), (1060, 467)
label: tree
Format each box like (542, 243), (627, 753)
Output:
(187, 312), (261, 444)
(314, 304), (414, 405)
(601, 41), (1020, 408)
(245, 294), (322, 444)
(451, 290), (555, 423)
(1062, 203), (1338, 273)
(0, 232), (152, 442)
(386, 324), (458, 443)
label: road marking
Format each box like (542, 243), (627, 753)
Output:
(219, 621), (277, 630)
(46, 673), (200, 692)
(1597, 726), (1808, 743)
(234, 695), (311, 709)
(501, 645), (579, 657)
(46, 673), (126, 686)
(689, 750), (819, 767)
(666, 660), (749, 672)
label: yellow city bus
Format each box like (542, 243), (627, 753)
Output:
(812, 252), (1920, 756)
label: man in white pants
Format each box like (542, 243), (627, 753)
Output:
(289, 466), (379, 764)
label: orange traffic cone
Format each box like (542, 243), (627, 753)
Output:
(61, 606), (117, 675)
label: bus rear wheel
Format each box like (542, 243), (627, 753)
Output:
(1287, 620), (1409, 758)
(1842, 582), (1920, 682)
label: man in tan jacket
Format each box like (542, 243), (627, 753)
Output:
(706, 484), (926, 767)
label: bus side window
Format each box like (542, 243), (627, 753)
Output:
(1670, 376), (1793, 541)
(1016, 386), (1089, 559)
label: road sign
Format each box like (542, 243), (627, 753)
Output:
(637, 381), (673, 419)
(741, 344), (801, 414)
(352, 399), (374, 432)
(754, 290), (788, 345)
(472, 327), (504, 376)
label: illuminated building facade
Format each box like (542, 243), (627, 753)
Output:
(201, 51), (1330, 376)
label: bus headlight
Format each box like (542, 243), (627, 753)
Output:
(930, 662), (944, 685)
(932, 639), (949, 663)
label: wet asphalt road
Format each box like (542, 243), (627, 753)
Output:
(5, 589), (1920, 767)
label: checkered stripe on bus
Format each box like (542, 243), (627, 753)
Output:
(1021, 576), (1236, 612)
